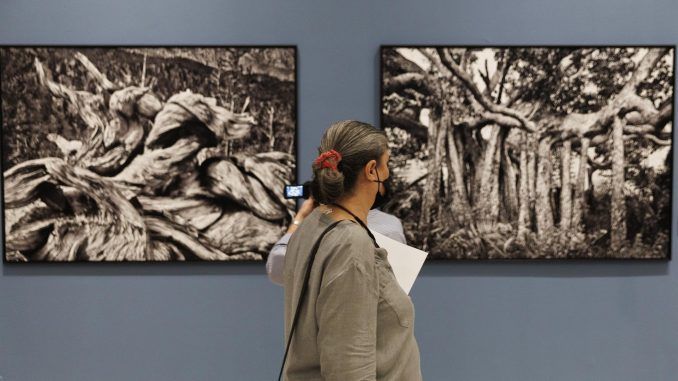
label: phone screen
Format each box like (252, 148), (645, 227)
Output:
(285, 185), (304, 199)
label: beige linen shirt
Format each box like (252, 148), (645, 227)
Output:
(283, 209), (422, 381)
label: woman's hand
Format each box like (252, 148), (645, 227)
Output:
(297, 197), (317, 220)
(286, 197), (318, 234)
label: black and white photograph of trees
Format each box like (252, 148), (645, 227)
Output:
(382, 46), (673, 260)
(1, 46), (296, 262)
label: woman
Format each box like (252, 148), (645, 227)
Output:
(266, 181), (407, 286)
(281, 120), (422, 380)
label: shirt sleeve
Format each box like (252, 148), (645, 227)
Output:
(265, 233), (292, 286)
(367, 210), (407, 244)
(392, 218), (407, 244)
(316, 259), (378, 381)
(378, 216), (407, 245)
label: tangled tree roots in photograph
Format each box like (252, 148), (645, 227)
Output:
(2, 47), (296, 262)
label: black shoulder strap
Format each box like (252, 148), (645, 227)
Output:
(330, 203), (379, 248)
(278, 220), (343, 381)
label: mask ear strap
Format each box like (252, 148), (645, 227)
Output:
(374, 166), (384, 184)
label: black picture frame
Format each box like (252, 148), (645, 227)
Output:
(1, 45), (298, 263)
(380, 45), (674, 261)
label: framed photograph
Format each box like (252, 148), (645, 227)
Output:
(1, 46), (297, 262)
(381, 45), (674, 260)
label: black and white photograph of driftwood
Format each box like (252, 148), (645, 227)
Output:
(1, 46), (296, 262)
(381, 46), (673, 260)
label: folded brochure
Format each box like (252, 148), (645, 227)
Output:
(370, 230), (428, 294)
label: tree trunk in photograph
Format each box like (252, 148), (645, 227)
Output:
(466, 128), (484, 206)
(501, 138), (519, 223)
(419, 110), (445, 246)
(488, 129), (506, 225)
(470, 128), (487, 206)
(476, 126), (502, 229)
(445, 124), (472, 227)
(610, 117), (626, 252)
(536, 138), (554, 236)
(560, 139), (572, 230)
(572, 137), (589, 233)
(517, 133), (530, 244)
(527, 135), (537, 230)
(453, 127), (471, 204)
(437, 112), (452, 221)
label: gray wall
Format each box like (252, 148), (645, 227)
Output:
(1, 0), (677, 380)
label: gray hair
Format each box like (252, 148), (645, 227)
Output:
(311, 120), (388, 204)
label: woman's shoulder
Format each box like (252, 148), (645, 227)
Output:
(319, 219), (377, 275)
(326, 219), (374, 248)
(314, 210), (374, 246)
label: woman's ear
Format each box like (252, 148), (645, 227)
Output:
(364, 159), (378, 181)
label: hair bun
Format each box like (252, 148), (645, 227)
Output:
(310, 120), (388, 204)
(313, 149), (342, 171)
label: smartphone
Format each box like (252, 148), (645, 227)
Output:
(284, 185), (306, 199)
(284, 182), (310, 199)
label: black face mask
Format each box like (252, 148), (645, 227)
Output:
(371, 169), (391, 210)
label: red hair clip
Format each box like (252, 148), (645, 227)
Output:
(314, 149), (342, 171)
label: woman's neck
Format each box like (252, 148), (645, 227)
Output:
(333, 193), (370, 224)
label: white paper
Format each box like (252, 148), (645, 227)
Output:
(371, 230), (428, 294)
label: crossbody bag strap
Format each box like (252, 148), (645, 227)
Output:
(330, 203), (379, 249)
(278, 220), (343, 381)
